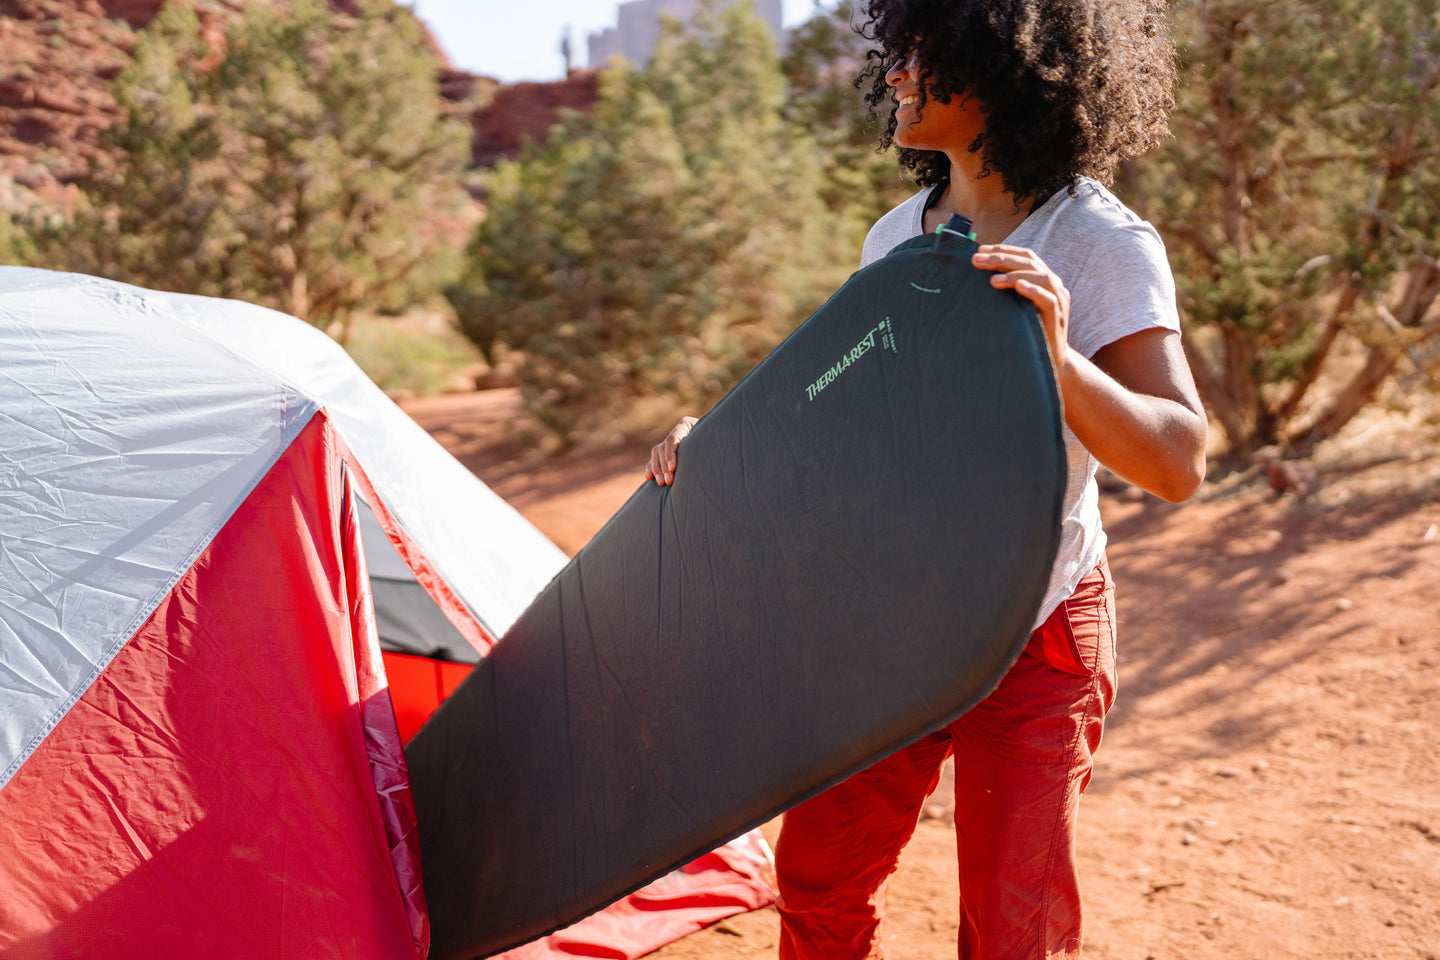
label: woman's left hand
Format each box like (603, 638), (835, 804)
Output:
(971, 244), (1072, 374)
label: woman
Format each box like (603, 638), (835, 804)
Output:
(647, 1), (1207, 956)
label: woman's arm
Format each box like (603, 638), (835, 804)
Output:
(1055, 327), (1207, 501)
(974, 244), (1207, 502)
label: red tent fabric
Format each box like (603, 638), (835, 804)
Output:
(383, 652), (476, 743)
(494, 834), (775, 960)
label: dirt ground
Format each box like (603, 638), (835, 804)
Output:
(405, 389), (1440, 960)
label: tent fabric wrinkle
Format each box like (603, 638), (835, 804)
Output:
(339, 456), (430, 951)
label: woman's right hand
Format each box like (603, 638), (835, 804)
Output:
(645, 416), (697, 486)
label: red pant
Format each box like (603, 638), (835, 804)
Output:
(775, 559), (1117, 960)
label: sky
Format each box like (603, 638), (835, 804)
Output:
(407, 0), (822, 84)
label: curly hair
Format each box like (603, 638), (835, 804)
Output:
(856, 0), (1176, 201)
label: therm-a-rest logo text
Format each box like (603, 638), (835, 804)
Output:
(804, 318), (897, 403)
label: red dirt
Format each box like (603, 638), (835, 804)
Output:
(405, 389), (1440, 960)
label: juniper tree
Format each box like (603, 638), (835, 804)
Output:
(451, 0), (850, 443)
(56, 0), (470, 340)
(1140, 0), (1440, 455)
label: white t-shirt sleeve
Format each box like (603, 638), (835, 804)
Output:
(1066, 221), (1181, 360)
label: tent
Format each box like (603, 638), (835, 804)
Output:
(0, 266), (774, 958)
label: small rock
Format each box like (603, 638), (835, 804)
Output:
(1215, 766), (1243, 778)
(473, 365), (520, 390)
(1181, 832), (1198, 846)
(1252, 448), (1319, 501)
(1334, 597), (1354, 612)
(1270, 568), (1294, 586)
(1424, 523), (1438, 543)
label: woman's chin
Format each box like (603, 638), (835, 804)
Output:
(892, 120), (937, 153)
(894, 133), (931, 152)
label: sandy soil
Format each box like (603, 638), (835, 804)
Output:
(405, 389), (1440, 960)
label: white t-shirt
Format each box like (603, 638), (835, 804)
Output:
(861, 177), (1181, 627)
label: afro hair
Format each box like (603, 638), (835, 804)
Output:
(857, 0), (1176, 201)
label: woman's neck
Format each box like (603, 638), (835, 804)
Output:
(920, 157), (1034, 244)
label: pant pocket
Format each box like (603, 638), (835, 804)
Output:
(1024, 558), (1114, 677)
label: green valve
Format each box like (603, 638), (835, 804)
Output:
(938, 213), (977, 241)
